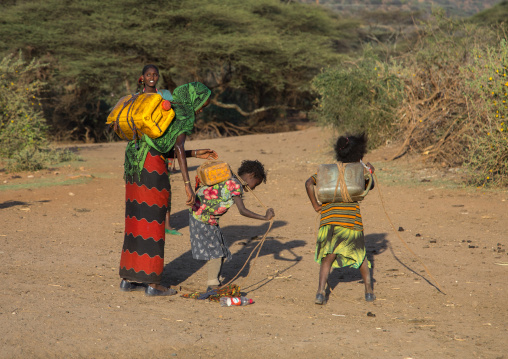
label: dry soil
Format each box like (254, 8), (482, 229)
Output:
(1, 126), (507, 359)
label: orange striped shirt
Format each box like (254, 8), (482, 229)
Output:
(311, 174), (363, 231)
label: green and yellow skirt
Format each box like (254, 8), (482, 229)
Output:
(315, 225), (371, 269)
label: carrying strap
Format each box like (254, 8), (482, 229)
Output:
(333, 162), (353, 203)
(113, 93), (141, 142)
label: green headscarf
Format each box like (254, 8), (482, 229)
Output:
(124, 82), (211, 179)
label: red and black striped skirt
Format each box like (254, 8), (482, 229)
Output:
(119, 148), (169, 284)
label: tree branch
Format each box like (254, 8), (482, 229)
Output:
(210, 99), (290, 117)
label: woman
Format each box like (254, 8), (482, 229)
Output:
(119, 65), (217, 296)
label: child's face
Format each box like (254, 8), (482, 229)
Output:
(243, 173), (262, 190)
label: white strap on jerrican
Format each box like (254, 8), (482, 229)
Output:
(360, 159), (372, 174)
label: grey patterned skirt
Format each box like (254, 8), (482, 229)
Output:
(188, 213), (232, 261)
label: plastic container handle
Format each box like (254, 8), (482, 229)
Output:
(360, 171), (373, 198)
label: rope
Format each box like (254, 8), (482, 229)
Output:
(322, 167), (445, 298)
(333, 162), (353, 203)
(372, 172), (445, 294)
(113, 93), (140, 141)
(217, 168), (274, 289)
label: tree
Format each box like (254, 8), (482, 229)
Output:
(0, 0), (363, 141)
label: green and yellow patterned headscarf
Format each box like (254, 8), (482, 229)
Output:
(124, 82), (211, 179)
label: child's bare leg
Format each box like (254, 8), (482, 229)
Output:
(206, 257), (223, 290)
(315, 253), (335, 304)
(164, 184), (182, 235)
(359, 258), (373, 293)
(165, 210), (173, 230)
(359, 258), (375, 301)
(317, 253), (336, 294)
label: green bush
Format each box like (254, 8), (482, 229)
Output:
(311, 49), (403, 147)
(0, 52), (77, 171)
(462, 39), (508, 187)
(312, 10), (508, 188)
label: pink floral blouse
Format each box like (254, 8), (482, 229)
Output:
(190, 177), (243, 225)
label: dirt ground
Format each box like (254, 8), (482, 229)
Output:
(1, 126), (507, 359)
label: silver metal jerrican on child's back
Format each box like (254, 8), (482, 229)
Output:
(315, 162), (372, 203)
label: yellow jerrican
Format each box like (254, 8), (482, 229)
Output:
(106, 92), (175, 141)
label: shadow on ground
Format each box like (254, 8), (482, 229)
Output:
(326, 232), (389, 293)
(161, 213), (300, 291)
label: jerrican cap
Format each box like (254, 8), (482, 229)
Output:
(161, 100), (171, 111)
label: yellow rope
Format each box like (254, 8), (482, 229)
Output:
(322, 169), (445, 297)
(334, 162), (353, 203)
(372, 172), (445, 294)
(217, 168), (274, 289)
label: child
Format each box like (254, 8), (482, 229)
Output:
(305, 133), (375, 304)
(189, 160), (275, 291)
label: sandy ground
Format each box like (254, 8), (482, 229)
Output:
(1, 126), (507, 359)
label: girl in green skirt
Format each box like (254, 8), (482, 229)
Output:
(305, 133), (376, 304)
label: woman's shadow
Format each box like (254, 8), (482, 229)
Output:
(325, 232), (389, 295)
(161, 209), (304, 289)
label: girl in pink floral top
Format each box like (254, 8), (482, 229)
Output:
(189, 160), (275, 292)
(191, 177), (243, 225)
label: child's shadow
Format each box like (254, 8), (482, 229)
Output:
(220, 225), (305, 290)
(161, 217), (296, 288)
(168, 208), (191, 230)
(326, 232), (389, 293)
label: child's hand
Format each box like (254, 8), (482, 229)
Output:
(313, 204), (322, 213)
(365, 162), (375, 174)
(264, 208), (275, 220)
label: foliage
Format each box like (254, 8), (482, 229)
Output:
(0, 52), (77, 171)
(310, 49), (403, 148)
(470, 0), (508, 27)
(300, 0), (500, 18)
(311, 9), (508, 188)
(461, 39), (508, 187)
(384, 11), (507, 187)
(0, 0), (363, 141)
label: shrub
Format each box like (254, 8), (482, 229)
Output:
(0, 52), (77, 171)
(312, 10), (508, 188)
(311, 48), (403, 148)
(462, 39), (508, 187)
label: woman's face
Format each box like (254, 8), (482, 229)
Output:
(195, 98), (211, 115)
(142, 67), (159, 90)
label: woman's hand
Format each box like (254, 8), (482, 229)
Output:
(185, 183), (195, 206)
(264, 208), (275, 220)
(313, 204), (322, 213)
(195, 149), (218, 160)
